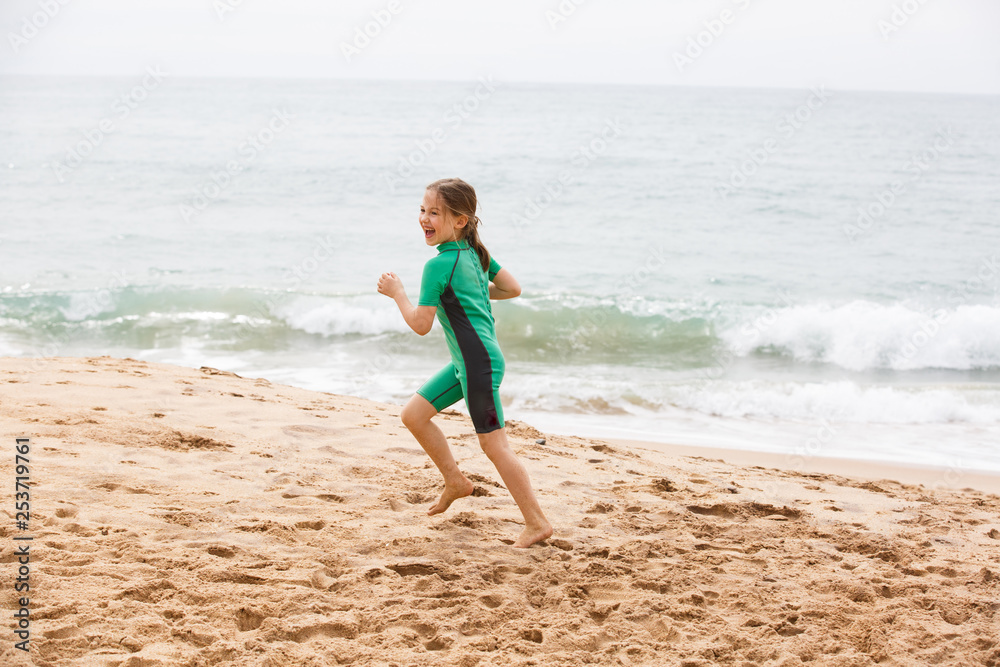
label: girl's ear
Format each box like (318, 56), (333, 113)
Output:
(454, 214), (469, 229)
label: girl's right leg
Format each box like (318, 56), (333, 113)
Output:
(400, 392), (473, 516)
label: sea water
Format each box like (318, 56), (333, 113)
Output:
(2, 75), (998, 474)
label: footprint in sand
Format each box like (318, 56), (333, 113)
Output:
(282, 424), (340, 438)
(95, 482), (155, 495)
(42, 625), (83, 640)
(521, 628), (544, 643)
(309, 567), (340, 591)
(234, 607), (266, 632)
(205, 545), (236, 558)
(687, 502), (803, 520)
(479, 594), (503, 609)
(387, 562), (460, 581)
(384, 447), (425, 456)
(651, 478), (678, 492)
(54, 505), (79, 519)
(388, 499), (407, 512)
(154, 431), (231, 452)
(586, 502), (616, 514)
(264, 615), (360, 642)
(423, 635), (454, 651)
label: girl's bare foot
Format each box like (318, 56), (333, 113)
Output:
(513, 521), (553, 548)
(427, 478), (474, 516)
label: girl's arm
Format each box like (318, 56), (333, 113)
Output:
(489, 267), (521, 300)
(377, 272), (436, 335)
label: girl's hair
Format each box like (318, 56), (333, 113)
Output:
(427, 177), (491, 272)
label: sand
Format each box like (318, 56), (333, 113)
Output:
(2, 356), (999, 667)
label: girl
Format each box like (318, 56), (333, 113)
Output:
(377, 178), (553, 549)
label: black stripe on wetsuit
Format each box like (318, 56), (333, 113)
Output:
(441, 251), (501, 433)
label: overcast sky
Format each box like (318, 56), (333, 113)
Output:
(1, 0), (998, 94)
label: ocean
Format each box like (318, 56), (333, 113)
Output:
(2, 74), (999, 475)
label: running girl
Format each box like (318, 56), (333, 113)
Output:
(377, 178), (553, 548)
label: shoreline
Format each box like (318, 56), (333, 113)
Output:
(3, 355), (1000, 666)
(7, 352), (1000, 491)
(506, 409), (1000, 486)
(608, 438), (1000, 496)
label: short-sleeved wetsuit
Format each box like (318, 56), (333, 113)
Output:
(416, 239), (505, 433)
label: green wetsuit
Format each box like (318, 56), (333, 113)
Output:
(416, 239), (505, 433)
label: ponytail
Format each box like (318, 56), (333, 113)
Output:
(463, 215), (491, 273)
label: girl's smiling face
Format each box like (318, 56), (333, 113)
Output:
(420, 188), (466, 246)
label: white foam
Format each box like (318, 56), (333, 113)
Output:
(59, 290), (119, 322)
(515, 407), (1000, 472)
(503, 372), (1000, 425)
(720, 300), (1000, 371)
(273, 295), (410, 336)
(671, 380), (1000, 424)
(0, 336), (22, 356)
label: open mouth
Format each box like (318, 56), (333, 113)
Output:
(423, 228), (434, 239)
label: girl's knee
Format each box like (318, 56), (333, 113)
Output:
(478, 433), (509, 459)
(401, 396), (435, 430)
(479, 444), (500, 463)
(400, 404), (423, 430)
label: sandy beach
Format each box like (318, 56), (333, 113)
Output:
(2, 356), (999, 667)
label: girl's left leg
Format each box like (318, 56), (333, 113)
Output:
(477, 428), (553, 548)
